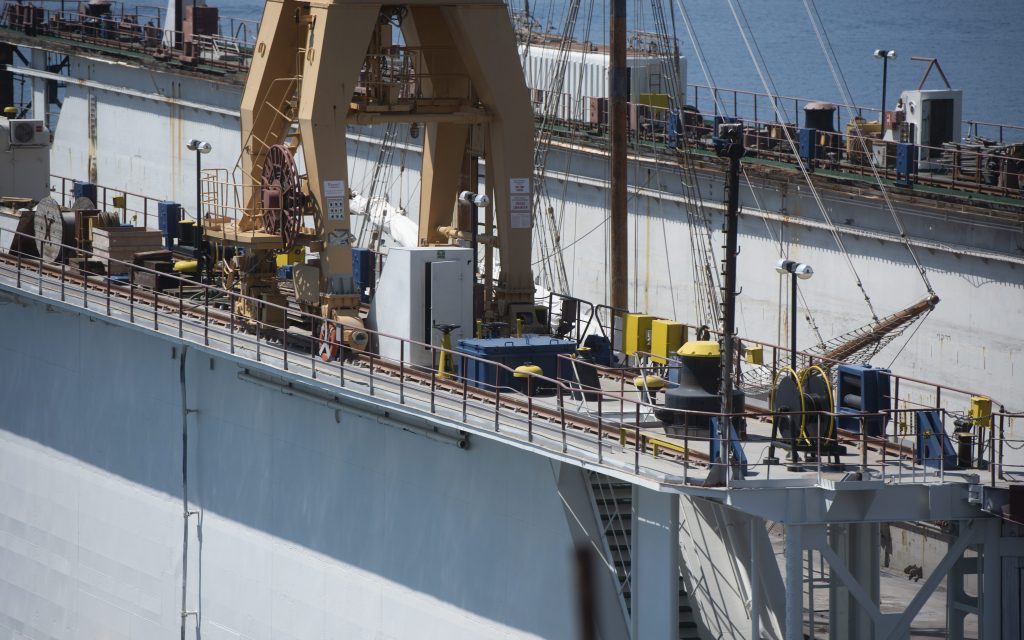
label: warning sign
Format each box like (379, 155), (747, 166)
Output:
(509, 177), (531, 228)
(323, 179), (346, 199)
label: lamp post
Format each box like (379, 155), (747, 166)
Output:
(775, 259), (814, 371)
(873, 49), (897, 129)
(458, 189), (490, 288)
(186, 138), (212, 282)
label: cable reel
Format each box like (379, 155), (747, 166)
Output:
(260, 144), (305, 249)
(770, 365), (836, 452)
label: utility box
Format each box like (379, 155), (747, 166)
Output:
(157, 201), (181, 250)
(650, 319), (686, 364)
(623, 313), (656, 356)
(367, 247), (473, 370)
(799, 127), (816, 165)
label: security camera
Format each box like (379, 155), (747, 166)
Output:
(458, 191), (490, 207)
(186, 139), (213, 154)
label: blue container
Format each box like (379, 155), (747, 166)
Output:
(158, 201), (181, 250)
(896, 143), (916, 186)
(351, 247), (375, 302)
(72, 181), (97, 204)
(799, 128), (817, 161)
(836, 363), (891, 436)
(456, 336), (578, 393)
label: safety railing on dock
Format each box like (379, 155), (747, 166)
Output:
(0, 227), (1020, 491)
(49, 175), (182, 230)
(0, 0), (255, 72)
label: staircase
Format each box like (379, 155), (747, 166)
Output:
(588, 472), (701, 640)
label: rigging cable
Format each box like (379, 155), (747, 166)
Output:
(650, 0), (722, 328)
(725, 0), (881, 322)
(673, 0), (825, 342)
(802, 0), (936, 296)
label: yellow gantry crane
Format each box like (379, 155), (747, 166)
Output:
(236, 0), (538, 353)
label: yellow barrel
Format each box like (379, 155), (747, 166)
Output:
(173, 259), (198, 273)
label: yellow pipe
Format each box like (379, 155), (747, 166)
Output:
(173, 259), (198, 273)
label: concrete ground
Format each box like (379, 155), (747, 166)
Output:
(768, 525), (978, 639)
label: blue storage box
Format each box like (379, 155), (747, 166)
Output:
(456, 335), (578, 394)
(72, 181), (97, 204)
(351, 247), (375, 302)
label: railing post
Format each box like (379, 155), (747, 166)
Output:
(461, 356), (467, 421)
(282, 314), (288, 371)
(494, 365), (501, 433)
(597, 395), (603, 463)
(153, 289), (159, 330)
(255, 302), (262, 362)
(997, 413), (1005, 482)
(179, 292), (184, 338)
(430, 365), (436, 413)
(399, 341), (405, 404)
(129, 271), (134, 322)
(203, 286), (210, 346)
(338, 340), (345, 386)
(38, 252), (43, 295)
(368, 349), (375, 396)
(105, 272), (111, 316)
(229, 293), (235, 355)
(527, 388), (533, 442)
(16, 248), (21, 288)
(860, 414), (868, 471)
(559, 385), (567, 454)
(60, 261), (65, 301)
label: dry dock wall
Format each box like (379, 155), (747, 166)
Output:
(0, 293), (625, 639)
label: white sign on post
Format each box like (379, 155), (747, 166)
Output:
(509, 177), (531, 229)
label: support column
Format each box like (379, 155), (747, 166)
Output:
(632, 487), (679, 638)
(828, 522), (879, 640)
(751, 521), (761, 639)
(980, 519), (1002, 640)
(785, 524), (804, 640)
(30, 48), (46, 121)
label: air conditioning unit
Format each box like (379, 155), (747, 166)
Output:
(8, 119), (50, 147)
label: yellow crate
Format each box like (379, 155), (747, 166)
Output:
(623, 314), (656, 356)
(745, 345), (764, 365)
(651, 319), (686, 364)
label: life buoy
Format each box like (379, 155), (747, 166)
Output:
(318, 321), (341, 362)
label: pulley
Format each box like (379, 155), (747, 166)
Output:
(260, 144), (305, 249)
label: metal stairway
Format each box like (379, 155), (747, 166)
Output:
(588, 473), (701, 640)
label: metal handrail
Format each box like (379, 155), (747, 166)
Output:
(0, 226), (1018, 490)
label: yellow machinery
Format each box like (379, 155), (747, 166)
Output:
(236, 0), (537, 352)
